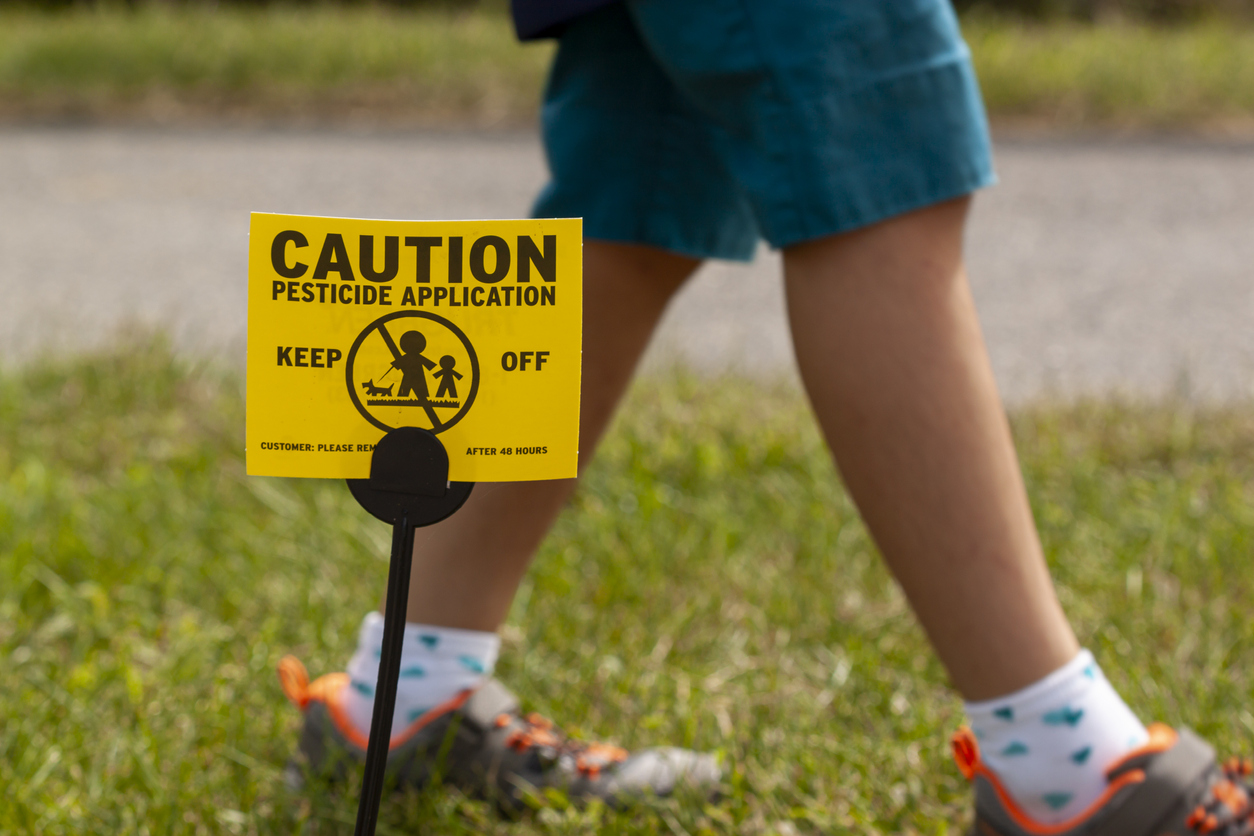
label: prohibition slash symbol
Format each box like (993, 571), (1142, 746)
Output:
(345, 310), (480, 435)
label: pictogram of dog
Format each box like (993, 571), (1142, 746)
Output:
(362, 380), (393, 397)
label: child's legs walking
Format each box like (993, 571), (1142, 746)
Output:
(399, 241), (700, 632)
(782, 195), (1078, 701)
(782, 198), (1156, 823)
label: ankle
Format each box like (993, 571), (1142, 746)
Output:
(964, 649), (1148, 824)
(341, 613), (501, 735)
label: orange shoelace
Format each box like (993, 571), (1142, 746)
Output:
(494, 711), (628, 778)
(1187, 758), (1254, 835)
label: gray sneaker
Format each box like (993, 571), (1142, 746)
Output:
(278, 655), (721, 813)
(953, 723), (1254, 835)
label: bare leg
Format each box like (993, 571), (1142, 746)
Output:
(783, 197), (1078, 701)
(395, 242), (700, 632)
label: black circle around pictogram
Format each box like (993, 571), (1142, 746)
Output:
(345, 310), (480, 435)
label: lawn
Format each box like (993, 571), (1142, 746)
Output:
(3, 341), (1254, 834)
(2, 5), (1254, 130)
(0, 6), (551, 126)
(964, 14), (1254, 130)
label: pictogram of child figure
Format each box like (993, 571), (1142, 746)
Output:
(433, 355), (463, 400)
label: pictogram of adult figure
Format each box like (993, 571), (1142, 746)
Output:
(392, 331), (436, 400)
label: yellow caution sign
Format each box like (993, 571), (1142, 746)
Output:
(246, 213), (582, 482)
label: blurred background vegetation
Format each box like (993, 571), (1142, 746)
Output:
(957, 0), (1254, 21)
(2, 0), (1251, 22)
(1, 0), (1253, 131)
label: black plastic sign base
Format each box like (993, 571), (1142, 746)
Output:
(347, 427), (474, 526)
(346, 427), (473, 836)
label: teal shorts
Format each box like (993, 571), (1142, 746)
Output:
(532, 0), (996, 261)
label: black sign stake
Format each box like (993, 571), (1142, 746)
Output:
(345, 427), (474, 836)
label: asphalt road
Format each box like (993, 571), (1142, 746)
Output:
(2, 127), (1252, 402)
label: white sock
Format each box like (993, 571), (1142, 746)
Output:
(964, 649), (1149, 825)
(342, 612), (500, 736)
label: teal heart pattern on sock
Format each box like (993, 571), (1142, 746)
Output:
(1043, 706), (1084, 727)
(1042, 792), (1074, 811)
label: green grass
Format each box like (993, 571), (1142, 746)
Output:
(965, 15), (1254, 130)
(4, 340), (1254, 834)
(3, 5), (1254, 129)
(0, 6), (553, 125)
